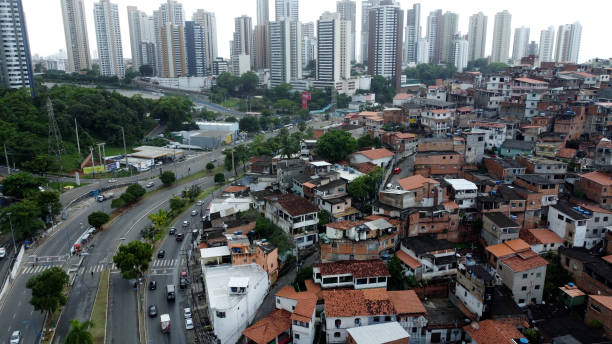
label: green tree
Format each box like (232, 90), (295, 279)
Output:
(348, 175), (374, 205)
(387, 255), (404, 290)
(21, 155), (57, 175)
(151, 96), (193, 131)
(214, 173), (225, 184)
(239, 71), (259, 94)
(139, 64), (153, 76)
(126, 183), (146, 199)
(297, 121), (307, 132)
(370, 75), (396, 103)
(1, 172), (45, 198)
(113, 240), (154, 280)
(110, 198), (125, 209)
(160, 171), (176, 186)
(318, 210), (330, 229)
(273, 99), (298, 114)
(148, 209), (168, 227)
(65, 319), (94, 344)
(0, 200), (44, 239)
(239, 115), (260, 132)
(33, 190), (62, 218)
(169, 197), (186, 212)
(315, 130), (358, 162)
(206, 162), (215, 171)
(88, 211), (110, 230)
(26, 266), (70, 315)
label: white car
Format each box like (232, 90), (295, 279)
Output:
(196, 201), (202, 206)
(184, 307), (192, 319)
(191, 210), (197, 216)
(146, 182), (155, 188)
(0, 247), (6, 258)
(10, 330), (21, 344)
(108, 179), (117, 183)
(185, 318), (194, 330)
(182, 220), (189, 227)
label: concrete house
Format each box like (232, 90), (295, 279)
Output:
(481, 212), (521, 246)
(398, 236), (457, 281)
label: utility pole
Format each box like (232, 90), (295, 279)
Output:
(96, 143), (106, 172)
(231, 148), (236, 177)
(121, 127), (131, 177)
(7, 213), (16, 254)
(74, 117), (81, 155)
(4, 143), (10, 175)
(90, 146), (96, 178)
(47, 99), (65, 190)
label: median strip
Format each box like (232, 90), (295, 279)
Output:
(90, 269), (110, 344)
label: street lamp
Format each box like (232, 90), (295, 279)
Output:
(6, 212), (16, 254)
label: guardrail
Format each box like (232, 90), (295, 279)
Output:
(63, 182), (135, 216)
(0, 244), (25, 309)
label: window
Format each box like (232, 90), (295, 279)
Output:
(292, 306), (295, 311)
(522, 273), (528, 279)
(595, 217), (600, 223)
(335, 319), (341, 328)
(558, 214), (565, 221)
(535, 285), (540, 290)
(216, 311), (226, 318)
(354, 318), (361, 326)
(591, 303), (602, 312)
(531, 298), (537, 303)
(277, 299), (280, 304)
(373, 316), (380, 322)
(412, 327), (417, 333)
(518, 299), (525, 304)
(521, 286), (527, 291)
(356, 278), (367, 285)
(369, 277), (377, 284)
(536, 272), (542, 278)
(295, 334), (300, 339)
(334, 332), (341, 338)
(384, 316), (392, 322)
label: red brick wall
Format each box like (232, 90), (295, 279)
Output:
(585, 296), (612, 340)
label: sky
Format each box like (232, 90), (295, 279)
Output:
(22, 0), (611, 63)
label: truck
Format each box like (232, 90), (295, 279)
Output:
(166, 284), (176, 301)
(96, 192), (115, 202)
(160, 314), (170, 333)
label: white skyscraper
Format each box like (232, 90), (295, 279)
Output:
(368, 0), (403, 89)
(61, 0), (91, 73)
(453, 36), (468, 72)
(193, 9), (218, 74)
(154, 0), (186, 78)
(256, 0), (269, 25)
(426, 9), (442, 64)
(555, 22), (582, 63)
(127, 6), (155, 71)
(360, 0), (379, 64)
(93, 0), (124, 77)
(275, 0), (298, 22)
(512, 26), (530, 63)
(301, 22), (315, 68)
(255, 0), (270, 70)
(231, 15), (254, 75)
(439, 12), (459, 64)
(416, 38), (429, 64)
(403, 3), (421, 65)
(490, 10), (512, 63)
(0, 0), (33, 91)
(336, 0), (356, 62)
(539, 26), (555, 63)
(467, 12), (487, 61)
(315, 12), (351, 87)
(269, 19), (301, 86)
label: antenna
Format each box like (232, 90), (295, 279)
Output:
(47, 98), (65, 190)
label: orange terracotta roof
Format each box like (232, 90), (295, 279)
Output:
(398, 174), (439, 191)
(355, 148), (394, 161)
(505, 238), (531, 252)
(501, 254), (548, 272)
(474, 122), (505, 129)
(556, 148), (577, 159)
(486, 239), (530, 258)
(393, 93), (413, 100)
(327, 220), (363, 230)
(354, 162), (379, 174)
(224, 185), (248, 193)
(580, 171), (612, 186)
(457, 106), (475, 112)
(430, 108), (454, 114)
(463, 319), (523, 344)
(395, 132), (416, 139)
(363, 215), (388, 221)
(560, 284), (585, 298)
(590, 295), (612, 310)
(304, 279), (323, 301)
(315, 259), (390, 278)
(242, 309), (292, 344)
(526, 229), (563, 244)
(303, 182), (317, 188)
(322, 289), (396, 317)
(291, 294), (317, 323)
(388, 290), (426, 315)
(226, 221), (256, 234)
(603, 255), (612, 265)
(359, 111), (381, 117)
(515, 77), (548, 85)
(396, 250), (422, 269)
(443, 201), (459, 210)
(577, 202), (612, 215)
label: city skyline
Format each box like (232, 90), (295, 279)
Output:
(22, 0), (609, 64)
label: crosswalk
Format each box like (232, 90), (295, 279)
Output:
(21, 259), (183, 275)
(151, 259), (180, 268)
(22, 264), (66, 274)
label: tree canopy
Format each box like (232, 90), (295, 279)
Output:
(151, 96), (194, 131)
(370, 75), (396, 104)
(0, 199), (44, 239)
(403, 63), (457, 85)
(113, 240), (154, 280)
(465, 58), (509, 75)
(160, 171), (176, 186)
(315, 130), (358, 163)
(65, 319), (95, 344)
(26, 266), (70, 315)
(88, 211), (110, 229)
(1, 171), (45, 198)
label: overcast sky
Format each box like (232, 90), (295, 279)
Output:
(23, 0), (609, 63)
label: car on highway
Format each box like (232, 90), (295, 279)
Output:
(196, 200), (202, 206)
(176, 233), (184, 242)
(157, 250), (166, 258)
(148, 305), (158, 318)
(0, 247), (6, 258)
(169, 227), (176, 235)
(185, 318), (194, 330)
(146, 182), (155, 188)
(182, 220), (189, 227)
(9, 330), (21, 344)
(191, 210), (197, 216)
(393, 167), (402, 174)
(149, 280), (157, 290)
(108, 179), (117, 183)
(184, 308), (192, 319)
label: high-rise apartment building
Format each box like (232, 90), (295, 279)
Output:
(360, 0), (379, 64)
(154, 0), (186, 78)
(301, 22), (315, 68)
(269, 19), (301, 86)
(426, 9), (442, 64)
(185, 21), (206, 76)
(315, 12), (351, 87)
(275, 0), (298, 22)
(453, 35), (468, 72)
(61, 0), (91, 73)
(539, 26), (555, 62)
(416, 38), (429, 64)
(467, 12), (487, 61)
(512, 26), (530, 63)
(93, 0), (124, 77)
(336, 0), (356, 62)
(231, 16), (254, 75)
(368, 0), (403, 89)
(255, 0), (270, 70)
(192, 9), (218, 74)
(439, 12), (459, 64)
(527, 41), (538, 56)
(555, 22), (582, 63)
(127, 6), (155, 71)
(0, 0), (33, 92)
(490, 10), (512, 63)
(403, 3), (421, 65)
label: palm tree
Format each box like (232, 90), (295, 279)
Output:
(65, 319), (94, 344)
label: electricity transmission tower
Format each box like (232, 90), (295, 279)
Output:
(47, 98), (65, 186)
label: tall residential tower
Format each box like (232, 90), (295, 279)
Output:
(61, 0), (91, 72)
(368, 0), (403, 89)
(403, 3), (421, 65)
(467, 12), (487, 61)
(490, 10), (512, 63)
(555, 22), (582, 63)
(0, 0), (33, 91)
(336, 0), (356, 62)
(539, 26), (555, 62)
(93, 0), (124, 77)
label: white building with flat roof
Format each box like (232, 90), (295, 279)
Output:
(204, 264), (269, 344)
